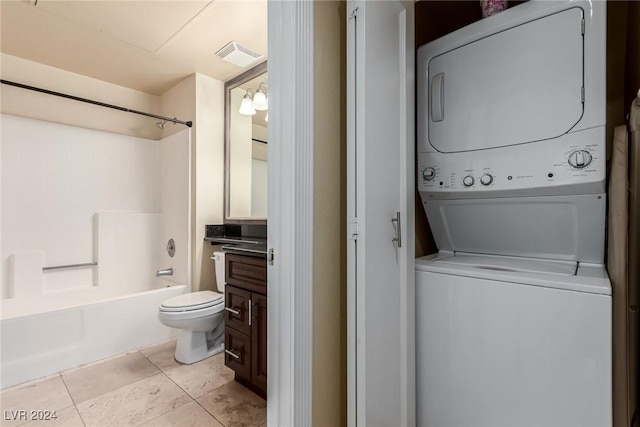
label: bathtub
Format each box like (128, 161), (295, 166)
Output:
(0, 280), (186, 389)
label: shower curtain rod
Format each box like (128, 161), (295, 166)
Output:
(1, 79), (193, 128)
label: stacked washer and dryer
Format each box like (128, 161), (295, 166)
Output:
(416, 1), (612, 426)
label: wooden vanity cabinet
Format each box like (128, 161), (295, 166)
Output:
(224, 253), (267, 398)
(250, 293), (268, 392)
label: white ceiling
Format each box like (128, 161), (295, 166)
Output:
(0, 0), (268, 95)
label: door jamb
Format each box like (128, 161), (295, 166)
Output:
(267, 1), (315, 426)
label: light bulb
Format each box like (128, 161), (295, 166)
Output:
(239, 94), (256, 115)
(253, 90), (268, 111)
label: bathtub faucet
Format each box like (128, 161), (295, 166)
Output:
(156, 268), (173, 277)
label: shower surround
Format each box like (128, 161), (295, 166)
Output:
(0, 114), (191, 388)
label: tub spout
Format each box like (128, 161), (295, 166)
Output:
(156, 268), (173, 277)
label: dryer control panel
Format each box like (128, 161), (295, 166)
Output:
(417, 127), (606, 199)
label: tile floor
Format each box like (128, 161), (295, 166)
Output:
(0, 340), (266, 427)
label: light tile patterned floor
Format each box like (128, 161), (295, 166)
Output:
(0, 340), (266, 427)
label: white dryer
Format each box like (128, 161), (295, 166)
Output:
(417, 0), (607, 251)
(415, 1), (612, 425)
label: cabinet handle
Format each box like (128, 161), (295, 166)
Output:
(248, 299), (252, 326)
(225, 306), (240, 315)
(225, 349), (240, 359)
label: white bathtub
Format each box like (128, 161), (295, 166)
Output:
(0, 281), (186, 389)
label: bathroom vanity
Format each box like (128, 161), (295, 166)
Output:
(217, 59), (269, 398)
(223, 252), (267, 398)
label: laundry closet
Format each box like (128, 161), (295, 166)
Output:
(413, 2), (639, 427)
(346, 1), (640, 426)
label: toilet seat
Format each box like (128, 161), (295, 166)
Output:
(159, 291), (224, 313)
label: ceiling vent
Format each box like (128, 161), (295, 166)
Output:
(215, 41), (263, 68)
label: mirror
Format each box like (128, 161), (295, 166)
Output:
(225, 62), (268, 223)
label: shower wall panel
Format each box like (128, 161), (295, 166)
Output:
(1, 114), (161, 299)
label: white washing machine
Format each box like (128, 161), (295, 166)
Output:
(416, 253), (611, 426)
(415, 1), (612, 425)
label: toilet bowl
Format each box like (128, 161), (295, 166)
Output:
(158, 252), (227, 364)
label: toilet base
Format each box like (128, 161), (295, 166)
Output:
(174, 325), (224, 364)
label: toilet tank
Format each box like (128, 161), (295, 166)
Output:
(213, 252), (226, 293)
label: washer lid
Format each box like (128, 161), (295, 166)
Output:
(436, 253), (577, 276)
(422, 194), (606, 264)
(416, 252), (611, 295)
(160, 291), (224, 312)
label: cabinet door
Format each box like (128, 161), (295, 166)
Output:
(251, 293), (268, 393)
(225, 327), (251, 379)
(225, 285), (251, 335)
(226, 254), (267, 294)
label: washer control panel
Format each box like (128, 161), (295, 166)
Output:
(423, 167), (436, 181)
(418, 130), (606, 198)
(480, 174), (493, 185)
(567, 150), (592, 169)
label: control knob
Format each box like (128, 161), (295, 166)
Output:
(422, 167), (436, 181)
(480, 174), (493, 186)
(568, 150), (592, 169)
(462, 175), (474, 187)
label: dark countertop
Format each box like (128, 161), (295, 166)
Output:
(205, 236), (267, 258)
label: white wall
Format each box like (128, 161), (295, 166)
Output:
(193, 74), (225, 292)
(0, 54), (162, 140)
(159, 129), (192, 287)
(252, 124), (268, 143)
(229, 88), (253, 217)
(160, 75), (197, 140)
(161, 73), (225, 292)
(252, 158), (268, 217)
(251, 137), (268, 217)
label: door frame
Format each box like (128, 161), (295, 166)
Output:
(266, 1), (314, 426)
(267, 1), (415, 425)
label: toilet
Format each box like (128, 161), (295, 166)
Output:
(158, 252), (226, 364)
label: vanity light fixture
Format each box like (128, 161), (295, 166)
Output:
(252, 83), (268, 111)
(238, 83), (268, 116)
(239, 91), (257, 115)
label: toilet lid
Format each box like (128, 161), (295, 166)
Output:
(160, 291), (224, 312)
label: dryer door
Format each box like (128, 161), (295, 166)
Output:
(427, 7), (584, 153)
